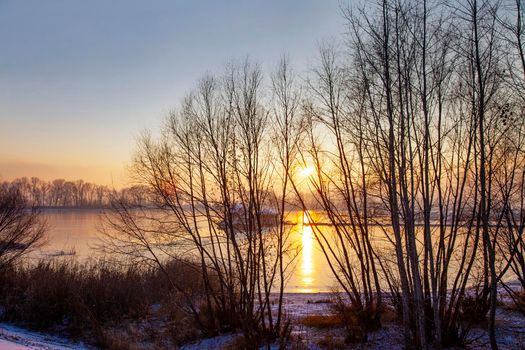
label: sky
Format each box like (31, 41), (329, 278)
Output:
(0, 0), (343, 187)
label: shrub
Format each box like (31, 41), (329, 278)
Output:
(515, 289), (525, 314)
(0, 260), (152, 333)
(330, 297), (382, 344)
(460, 294), (489, 325)
(0, 258), (207, 346)
(439, 293), (489, 348)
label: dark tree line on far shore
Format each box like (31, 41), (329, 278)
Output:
(0, 177), (148, 208)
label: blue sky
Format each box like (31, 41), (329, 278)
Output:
(0, 0), (343, 186)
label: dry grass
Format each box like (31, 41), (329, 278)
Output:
(0, 257), (294, 348)
(504, 288), (525, 315)
(379, 306), (399, 324)
(515, 289), (525, 314)
(300, 314), (344, 329)
(0, 260), (151, 331)
(95, 330), (136, 350)
(316, 335), (346, 350)
(0, 258), (207, 347)
(460, 295), (490, 325)
(330, 298), (382, 344)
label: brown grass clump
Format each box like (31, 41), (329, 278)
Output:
(301, 298), (383, 344)
(95, 330), (135, 350)
(331, 298), (382, 344)
(300, 314), (344, 329)
(379, 306), (399, 324)
(514, 289), (525, 314)
(316, 335), (346, 350)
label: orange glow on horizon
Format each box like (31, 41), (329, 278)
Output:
(0, 158), (127, 188)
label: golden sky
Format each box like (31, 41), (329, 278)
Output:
(0, 1), (340, 187)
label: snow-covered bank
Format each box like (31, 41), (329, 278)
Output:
(1, 291), (524, 349)
(0, 324), (93, 350)
(182, 292), (525, 350)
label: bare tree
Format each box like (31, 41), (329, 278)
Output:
(270, 55), (303, 334)
(101, 59), (295, 347)
(296, 44), (384, 342)
(494, 0), (525, 309)
(0, 187), (46, 270)
(298, 0), (515, 347)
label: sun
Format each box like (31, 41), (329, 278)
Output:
(298, 166), (315, 179)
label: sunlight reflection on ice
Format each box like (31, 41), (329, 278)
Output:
(300, 211), (314, 291)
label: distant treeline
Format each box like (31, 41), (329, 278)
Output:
(0, 177), (148, 208)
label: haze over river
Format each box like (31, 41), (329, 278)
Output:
(36, 209), (337, 293)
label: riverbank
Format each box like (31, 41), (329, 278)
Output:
(1, 289), (524, 350)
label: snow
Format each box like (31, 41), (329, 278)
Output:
(180, 333), (238, 350)
(0, 291), (524, 349)
(0, 339), (30, 350)
(0, 324), (93, 350)
(278, 292), (525, 350)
